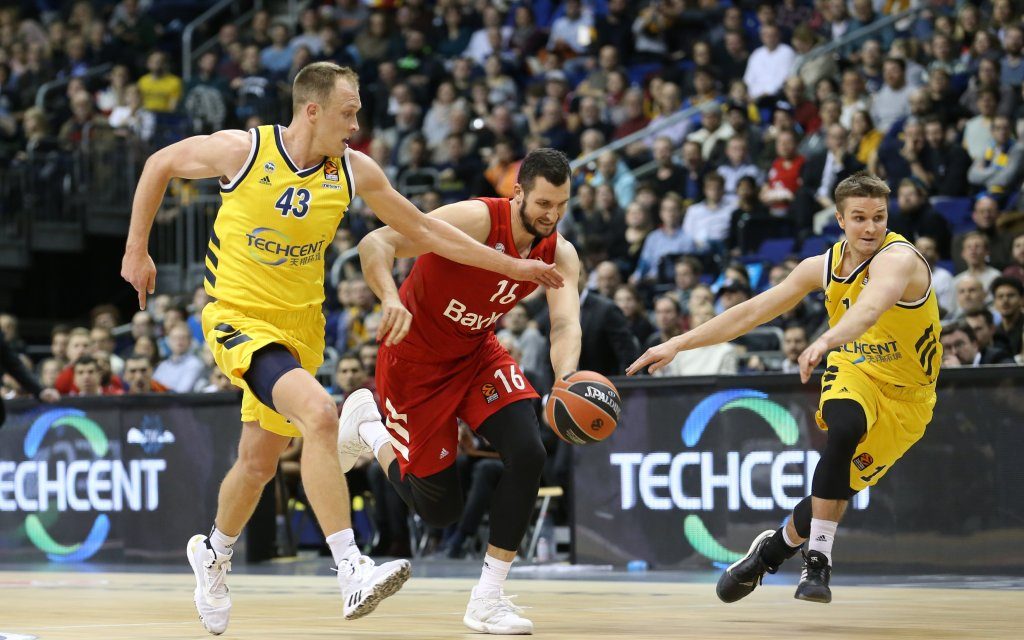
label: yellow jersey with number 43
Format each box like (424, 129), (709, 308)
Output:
(204, 124), (353, 312)
(822, 231), (942, 388)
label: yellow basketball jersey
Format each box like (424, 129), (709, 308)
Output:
(822, 231), (942, 388)
(204, 125), (353, 312)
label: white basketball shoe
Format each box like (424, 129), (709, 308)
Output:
(464, 588), (534, 635)
(337, 388), (378, 472)
(336, 554), (412, 619)
(186, 534), (232, 635)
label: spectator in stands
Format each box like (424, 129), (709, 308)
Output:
(889, 178), (952, 257)
(871, 58), (915, 135)
(0, 314), (25, 356)
(613, 284), (654, 347)
(59, 90), (108, 149)
(688, 104), (733, 162)
(645, 82), (688, 147)
(357, 341), (379, 378)
(727, 176), (775, 255)
(38, 358), (61, 388)
(70, 355), (105, 396)
(202, 368), (234, 393)
(108, 84), (155, 141)
(915, 236), (956, 315)
(644, 136), (684, 200)
(137, 51), (181, 114)
(260, 22), (295, 76)
(563, 266), (639, 377)
(953, 232), (1004, 301)
(95, 64), (132, 116)
(962, 88), (999, 162)
(326, 352), (367, 401)
(760, 128), (804, 217)
(108, 0), (159, 51)
(923, 117), (972, 197)
(795, 123), (864, 235)
(871, 118), (933, 189)
(631, 193), (692, 284)
(959, 58), (1015, 119)
(646, 295), (684, 350)
(991, 276), (1024, 356)
(1002, 24), (1024, 87)
(968, 115), (1024, 201)
(123, 353), (168, 394)
(716, 135), (761, 197)
(683, 172), (735, 256)
(592, 261), (623, 299)
(744, 24), (794, 104)
(484, 138), (521, 198)
(778, 323), (809, 374)
(1, 332), (59, 425)
(90, 327), (123, 377)
(948, 275), (989, 322)
(590, 150), (636, 210)
(953, 196), (1012, 270)
(798, 97), (840, 159)
(50, 326), (70, 368)
(153, 324), (204, 393)
(848, 110), (883, 166)
(964, 309), (1015, 364)
(1004, 232), (1024, 284)
(654, 301), (739, 376)
(716, 278), (752, 313)
(939, 322), (984, 367)
(497, 304), (548, 386)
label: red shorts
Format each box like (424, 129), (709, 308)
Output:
(375, 335), (538, 477)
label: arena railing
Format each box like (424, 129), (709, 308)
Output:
(35, 63), (113, 111)
(183, 0), (265, 82)
(795, 3), (933, 75)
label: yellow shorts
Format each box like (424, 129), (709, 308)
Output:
(815, 353), (935, 492)
(202, 300), (325, 437)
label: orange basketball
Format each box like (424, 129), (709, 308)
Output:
(544, 371), (621, 445)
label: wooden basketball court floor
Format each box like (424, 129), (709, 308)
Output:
(0, 568), (1020, 639)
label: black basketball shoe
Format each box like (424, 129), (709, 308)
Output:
(794, 550), (832, 603)
(716, 529), (777, 603)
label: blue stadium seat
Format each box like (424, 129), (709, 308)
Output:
(627, 63), (664, 87)
(931, 197), (973, 231)
(799, 235), (831, 258)
(750, 238), (795, 263)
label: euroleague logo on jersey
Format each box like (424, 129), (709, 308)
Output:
(324, 160), (340, 182)
(481, 383), (499, 404)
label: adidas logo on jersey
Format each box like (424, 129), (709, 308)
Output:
(815, 535), (829, 542)
(439, 448), (450, 460)
(259, 176), (272, 186)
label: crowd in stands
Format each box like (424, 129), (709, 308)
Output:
(4, 0), (1024, 560)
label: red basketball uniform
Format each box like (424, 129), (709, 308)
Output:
(376, 197), (558, 477)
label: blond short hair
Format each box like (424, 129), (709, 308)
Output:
(834, 172), (891, 215)
(292, 62), (359, 112)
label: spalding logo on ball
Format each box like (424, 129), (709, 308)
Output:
(544, 371), (621, 445)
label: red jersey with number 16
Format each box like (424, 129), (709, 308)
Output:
(388, 197), (558, 363)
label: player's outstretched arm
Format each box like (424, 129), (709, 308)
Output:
(627, 255), (825, 375)
(348, 150), (563, 289)
(797, 247), (920, 382)
(121, 130), (250, 309)
(545, 237), (583, 380)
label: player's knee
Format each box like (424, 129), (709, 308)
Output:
(237, 449), (278, 486)
(503, 432), (546, 480)
(821, 399), (867, 451)
(297, 399), (339, 445)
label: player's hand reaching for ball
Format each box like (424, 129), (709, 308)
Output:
(798, 338), (829, 384)
(121, 248), (157, 310)
(626, 341), (679, 376)
(378, 295), (413, 346)
(511, 259), (564, 289)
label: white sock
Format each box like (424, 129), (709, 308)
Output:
(475, 554), (512, 598)
(209, 526), (238, 557)
(359, 419), (393, 458)
(808, 518), (838, 565)
(782, 525), (802, 548)
(326, 528), (360, 566)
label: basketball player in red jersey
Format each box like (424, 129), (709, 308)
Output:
(337, 148), (581, 634)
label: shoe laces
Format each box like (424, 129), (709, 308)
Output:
(334, 555), (376, 582)
(480, 592), (527, 617)
(204, 555), (231, 597)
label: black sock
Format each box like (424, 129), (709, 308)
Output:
(760, 527), (802, 570)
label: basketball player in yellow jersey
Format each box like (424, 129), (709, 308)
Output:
(120, 62), (563, 635)
(629, 173), (942, 604)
